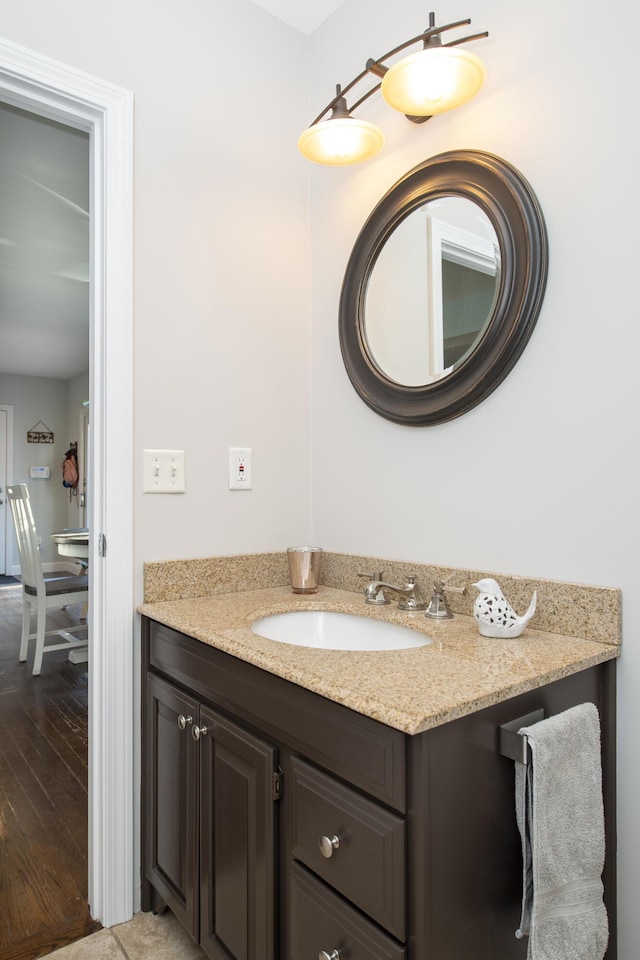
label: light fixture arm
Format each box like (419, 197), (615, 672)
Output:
(348, 81), (383, 115)
(309, 13), (488, 127)
(311, 74), (374, 126)
(367, 16), (474, 70)
(445, 32), (490, 48)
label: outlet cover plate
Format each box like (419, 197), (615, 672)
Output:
(229, 447), (252, 490)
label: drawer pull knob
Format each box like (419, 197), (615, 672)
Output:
(177, 714), (193, 731)
(319, 951), (340, 960)
(191, 724), (208, 741)
(319, 834), (340, 858)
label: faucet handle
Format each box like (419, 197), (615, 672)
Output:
(443, 581), (467, 596)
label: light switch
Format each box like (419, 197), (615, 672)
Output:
(143, 449), (186, 493)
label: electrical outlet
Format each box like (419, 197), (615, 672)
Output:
(143, 449), (186, 493)
(229, 447), (252, 490)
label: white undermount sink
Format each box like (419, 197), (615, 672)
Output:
(250, 610), (433, 651)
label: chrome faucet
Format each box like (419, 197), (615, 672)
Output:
(358, 572), (427, 612)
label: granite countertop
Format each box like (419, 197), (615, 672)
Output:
(139, 584), (619, 735)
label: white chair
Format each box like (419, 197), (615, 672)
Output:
(7, 483), (89, 676)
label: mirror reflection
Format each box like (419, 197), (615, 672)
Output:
(364, 197), (501, 386)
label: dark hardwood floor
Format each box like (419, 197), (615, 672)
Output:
(0, 581), (101, 960)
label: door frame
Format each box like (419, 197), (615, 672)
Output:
(0, 38), (134, 926)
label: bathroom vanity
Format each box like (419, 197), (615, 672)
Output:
(140, 581), (617, 960)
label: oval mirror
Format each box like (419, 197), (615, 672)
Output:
(339, 150), (548, 424)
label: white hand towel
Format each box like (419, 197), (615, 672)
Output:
(515, 702), (608, 960)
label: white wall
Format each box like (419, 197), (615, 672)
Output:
(308, 0), (639, 955)
(0, 0), (313, 587)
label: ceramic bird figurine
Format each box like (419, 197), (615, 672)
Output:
(472, 578), (537, 638)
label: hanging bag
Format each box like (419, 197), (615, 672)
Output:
(62, 447), (79, 498)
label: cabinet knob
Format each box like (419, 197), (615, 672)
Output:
(191, 724), (208, 741)
(319, 834), (340, 858)
(177, 714), (193, 731)
(319, 950), (340, 960)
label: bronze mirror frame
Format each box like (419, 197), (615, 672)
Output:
(339, 149), (548, 425)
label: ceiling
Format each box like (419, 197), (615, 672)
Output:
(250, 0), (346, 34)
(0, 101), (90, 380)
(0, 2), (343, 382)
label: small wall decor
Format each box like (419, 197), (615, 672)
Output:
(27, 420), (54, 444)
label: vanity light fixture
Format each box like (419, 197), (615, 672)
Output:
(297, 11), (488, 166)
(297, 89), (386, 166)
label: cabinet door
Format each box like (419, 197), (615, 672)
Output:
(199, 706), (277, 960)
(146, 674), (199, 937)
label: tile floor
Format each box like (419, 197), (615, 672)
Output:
(46, 911), (206, 960)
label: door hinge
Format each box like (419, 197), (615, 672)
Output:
(98, 533), (107, 557)
(272, 767), (283, 801)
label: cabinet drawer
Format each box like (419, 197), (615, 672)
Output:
(147, 620), (406, 811)
(290, 862), (406, 960)
(291, 758), (405, 940)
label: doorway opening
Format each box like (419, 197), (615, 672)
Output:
(0, 100), (95, 956)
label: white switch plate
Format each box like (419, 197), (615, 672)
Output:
(229, 447), (252, 490)
(143, 449), (186, 493)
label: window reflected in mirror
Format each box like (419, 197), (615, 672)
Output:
(364, 197), (500, 386)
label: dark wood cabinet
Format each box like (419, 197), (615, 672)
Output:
(199, 705), (277, 960)
(141, 617), (617, 960)
(145, 674), (199, 937)
(145, 668), (278, 960)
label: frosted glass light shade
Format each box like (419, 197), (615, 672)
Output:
(298, 117), (385, 166)
(381, 46), (485, 116)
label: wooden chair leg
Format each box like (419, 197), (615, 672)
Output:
(19, 596), (30, 663)
(32, 596), (47, 677)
